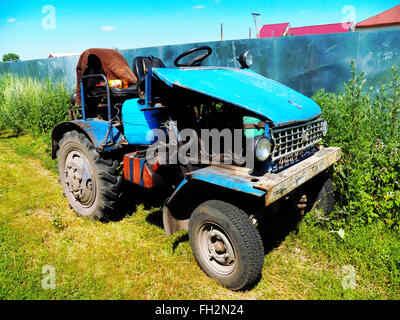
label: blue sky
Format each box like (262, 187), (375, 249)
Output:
(0, 0), (399, 61)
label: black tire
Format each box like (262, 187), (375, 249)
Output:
(188, 200), (264, 290)
(311, 176), (335, 217)
(57, 130), (122, 221)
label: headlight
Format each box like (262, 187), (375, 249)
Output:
(238, 50), (253, 69)
(70, 92), (76, 106)
(255, 136), (271, 162)
(322, 119), (328, 136)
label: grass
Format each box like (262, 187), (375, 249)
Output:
(0, 73), (70, 137)
(0, 130), (399, 300)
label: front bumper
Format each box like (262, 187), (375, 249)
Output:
(189, 147), (342, 206)
(254, 147), (341, 205)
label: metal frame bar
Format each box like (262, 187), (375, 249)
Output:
(145, 68), (152, 107)
(80, 74), (114, 145)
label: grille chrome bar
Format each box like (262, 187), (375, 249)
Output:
(270, 118), (324, 162)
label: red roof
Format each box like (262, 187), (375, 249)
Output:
(287, 22), (353, 36)
(356, 5), (400, 28)
(260, 23), (290, 38)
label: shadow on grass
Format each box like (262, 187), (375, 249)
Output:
(257, 196), (304, 255)
(0, 133), (19, 139)
(145, 209), (164, 229)
(111, 182), (168, 224)
(122, 181), (309, 257)
(123, 185), (189, 253)
(172, 233), (189, 253)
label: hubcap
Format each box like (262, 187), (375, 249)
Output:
(64, 149), (96, 207)
(198, 223), (236, 275)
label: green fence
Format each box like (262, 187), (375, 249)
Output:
(1, 29), (399, 97)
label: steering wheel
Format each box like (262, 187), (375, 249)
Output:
(174, 46), (212, 67)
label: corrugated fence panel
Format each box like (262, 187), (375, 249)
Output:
(0, 29), (399, 97)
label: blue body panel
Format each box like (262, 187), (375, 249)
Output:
(122, 98), (162, 145)
(166, 166), (265, 209)
(190, 166), (265, 197)
(152, 67), (322, 126)
(51, 119), (124, 157)
(61, 119), (123, 150)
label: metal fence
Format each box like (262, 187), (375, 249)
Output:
(1, 29), (399, 97)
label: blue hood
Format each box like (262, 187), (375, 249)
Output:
(152, 67), (321, 127)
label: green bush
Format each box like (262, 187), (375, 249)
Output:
(0, 73), (70, 137)
(313, 62), (400, 228)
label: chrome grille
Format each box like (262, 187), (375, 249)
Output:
(270, 118), (324, 162)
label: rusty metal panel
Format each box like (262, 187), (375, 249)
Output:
(163, 205), (189, 237)
(253, 147), (342, 205)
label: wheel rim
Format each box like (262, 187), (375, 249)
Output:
(63, 149), (96, 208)
(198, 222), (237, 275)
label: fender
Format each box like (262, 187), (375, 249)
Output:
(162, 167), (266, 237)
(51, 119), (126, 159)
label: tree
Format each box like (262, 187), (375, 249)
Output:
(2, 53), (20, 62)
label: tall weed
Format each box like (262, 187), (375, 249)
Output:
(313, 62), (400, 228)
(0, 73), (70, 137)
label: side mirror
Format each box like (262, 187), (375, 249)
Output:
(237, 51), (254, 69)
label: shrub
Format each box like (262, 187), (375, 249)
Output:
(0, 73), (70, 137)
(313, 62), (400, 228)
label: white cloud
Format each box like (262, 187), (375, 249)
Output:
(193, 5), (204, 9)
(101, 25), (117, 31)
(7, 18), (16, 23)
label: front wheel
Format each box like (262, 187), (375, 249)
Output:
(188, 200), (264, 290)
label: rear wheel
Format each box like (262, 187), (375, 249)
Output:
(57, 130), (122, 221)
(188, 200), (264, 290)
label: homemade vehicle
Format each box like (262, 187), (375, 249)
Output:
(52, 47), (341, 290)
